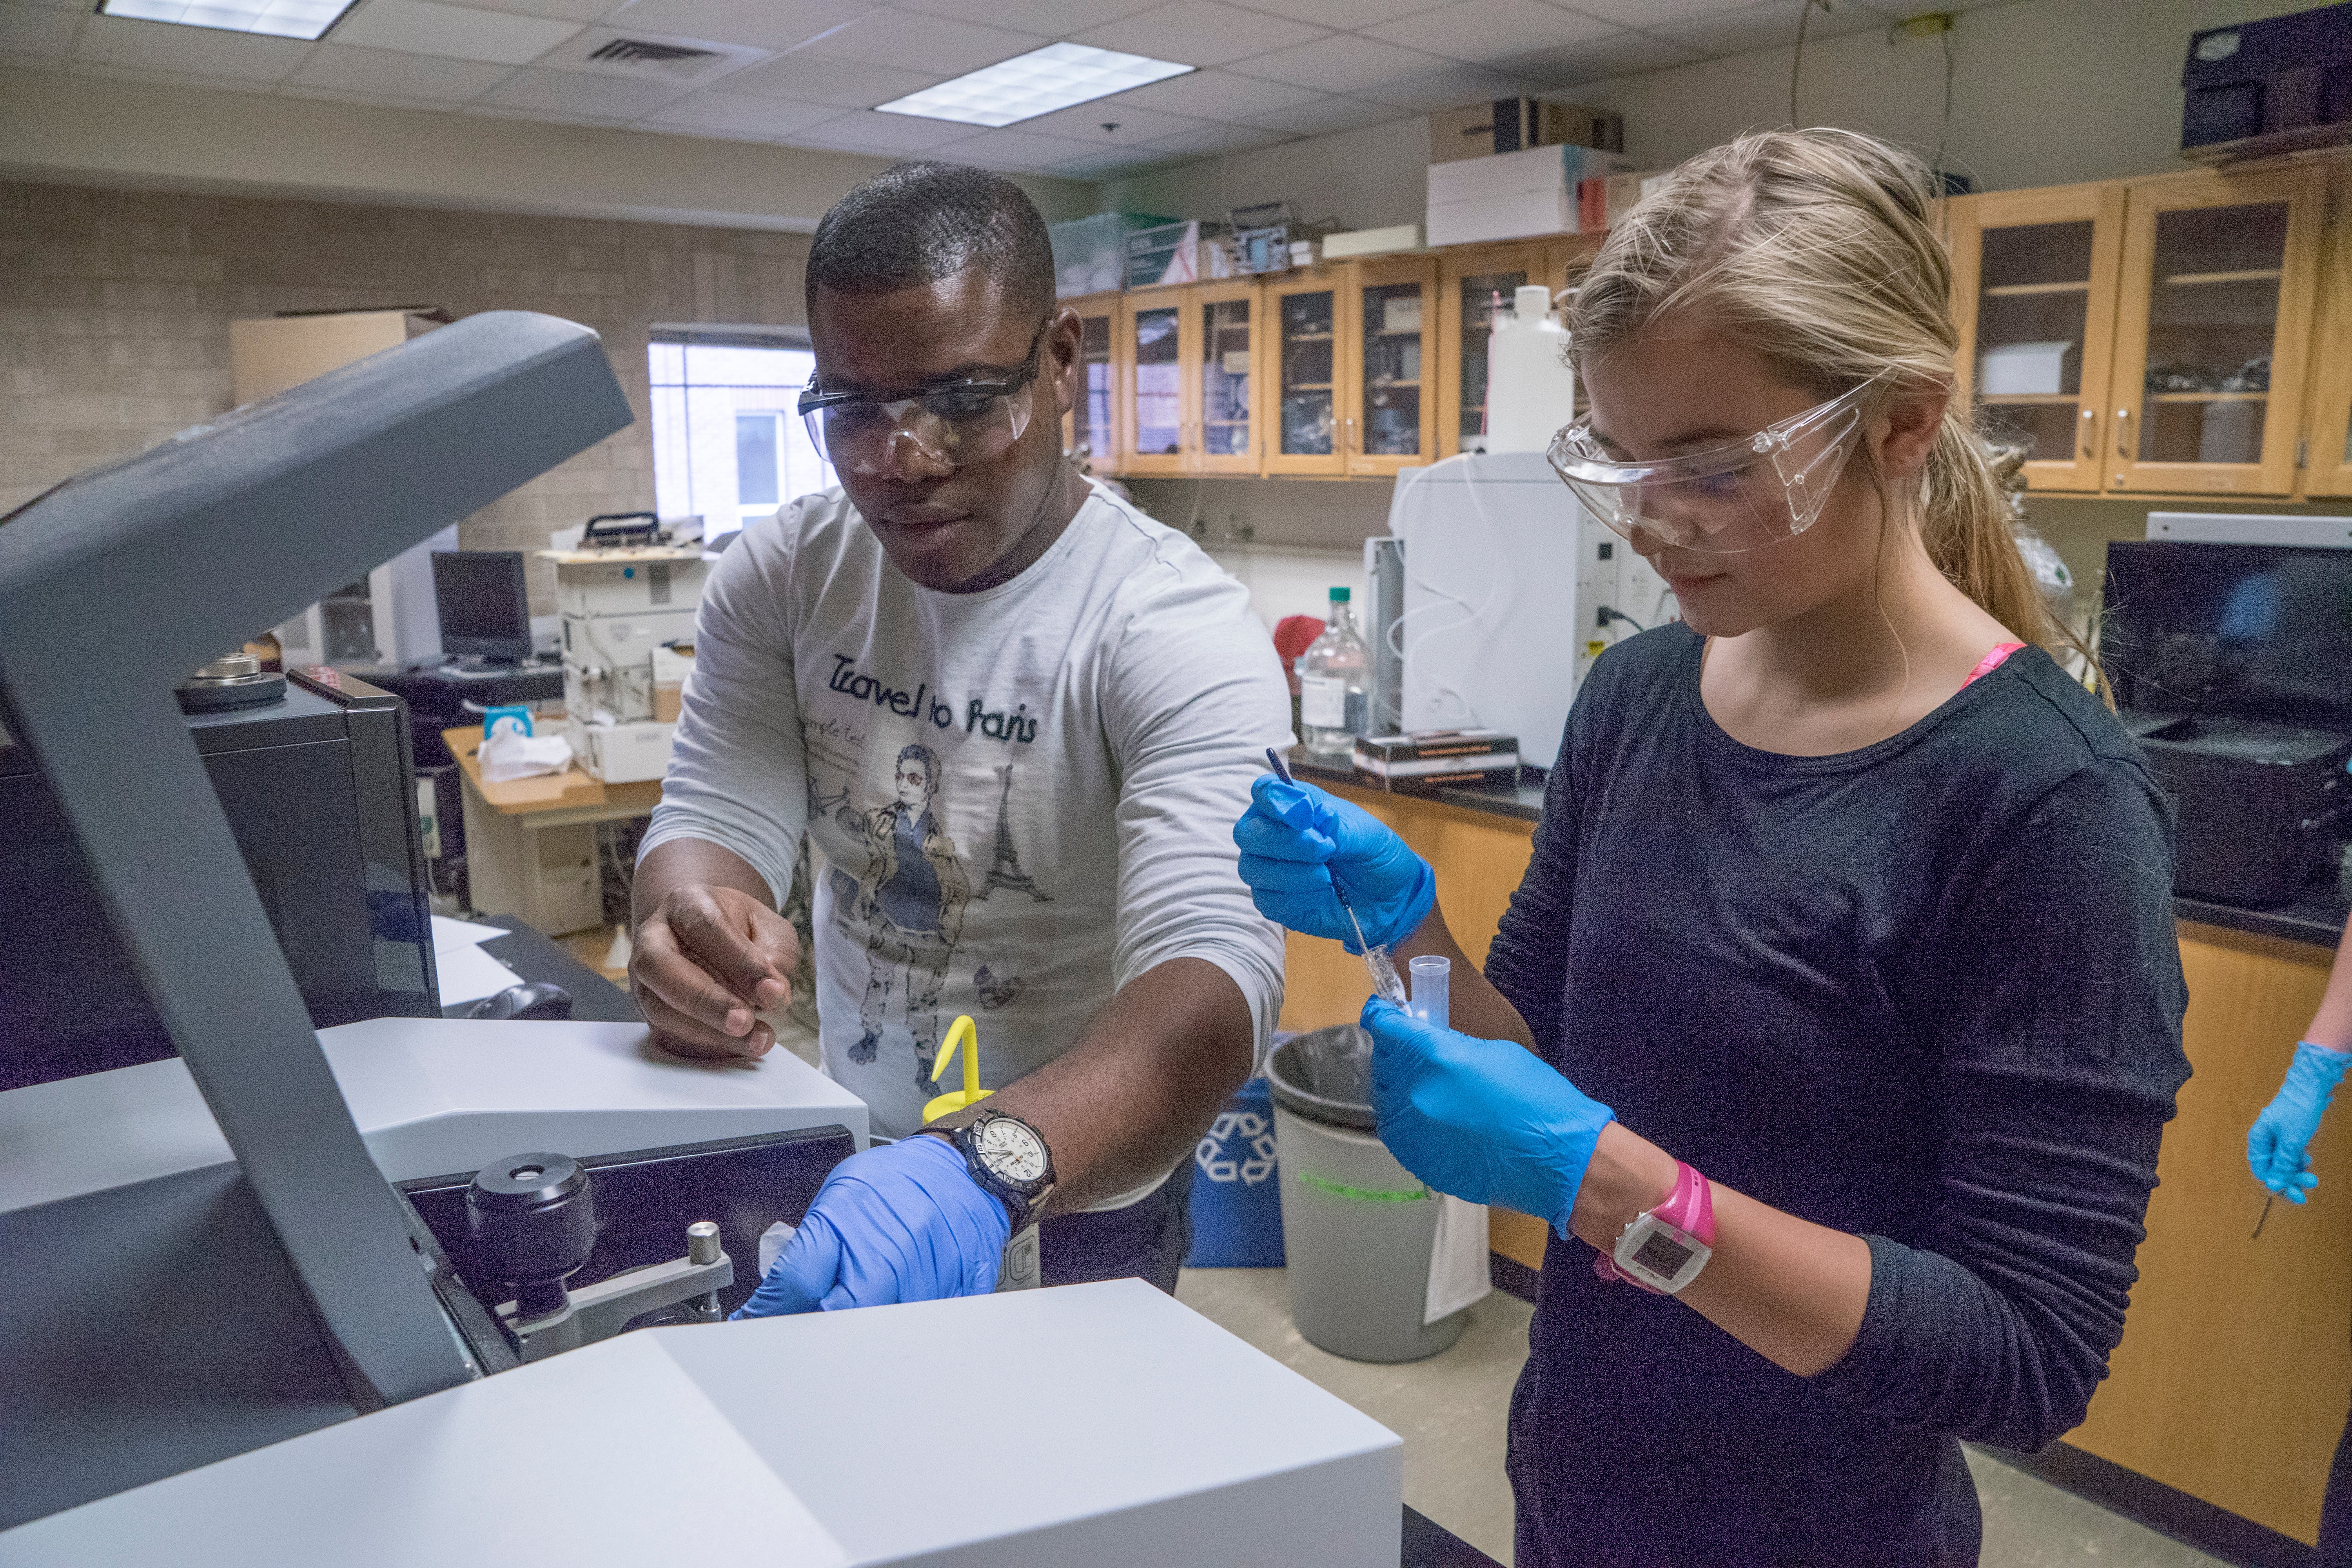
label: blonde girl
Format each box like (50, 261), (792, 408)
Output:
(1234, 128), (2188, 1565)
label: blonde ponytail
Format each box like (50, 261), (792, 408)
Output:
(1566, 127), (2100, 684)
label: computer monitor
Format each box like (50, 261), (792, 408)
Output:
(432, 550), (532, 666)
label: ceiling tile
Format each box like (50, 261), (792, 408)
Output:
(71, 59), (283, 90)
(1054, 143), (1177, 177)
(281, 82), (496, 107)
(1100, 65), (1316, 120)
(74, 14), (312, 78)
(1239, 93), (1404, 135)
(1367, 0), (1616, 65)
(1645, 0), (1889, 55)
(583, 0), (869, 51)
(1072, 0), (1325, 69)
(1353, 60), (1537, 110)
(790, 105), (979, 151)
(479, 61), (689, 113)
(12, 0), (93, 11)
(944, 126), (1100, 169)
(1232, 0), (1445, 24)
(1141, 120), (1288, 155)
(0, 48), (68, 68)
(0, 2), (78, 56)
(1226, 31), (1442, 93)
(1558, 0), (1779, 26)
(331, 0), (582, 65)
(460, 0), (620, 20)
(1015, 99), (1203, 143)
(796, 7), (1041, 74)
(1512, 28), (1702, 85)
(292, 41), (515, 96)
(898, 0), (1157, 30)
(724, 52), (935, 105)
(637, 87), (842, 136)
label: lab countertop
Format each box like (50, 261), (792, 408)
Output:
(1287, 748), (2350, 952)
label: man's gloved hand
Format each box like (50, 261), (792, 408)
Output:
(2248, 1041), (2352, 1203)
(1362, 996), (1614, 1237)
(1232, 776), (1436, 953)
(731, 1134), (1011, 1316)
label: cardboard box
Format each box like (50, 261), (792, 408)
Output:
(570, 720), (675, 784)
(229, 309), (445, 407)
(1977, 341), (2079, 397)
(1321, 223), (1421, 260)
(1428, 98), (1623, 163)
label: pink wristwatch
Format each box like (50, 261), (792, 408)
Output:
(1594, 1160), (1715, 1295)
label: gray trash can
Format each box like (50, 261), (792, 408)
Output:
(1268, 1025), (1468, 1363)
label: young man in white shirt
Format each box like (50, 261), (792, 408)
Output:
(631, 163), (1290, 1311)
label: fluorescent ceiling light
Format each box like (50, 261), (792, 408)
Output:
(877, 42), (1192, 129)
(98, 0), (359, 41)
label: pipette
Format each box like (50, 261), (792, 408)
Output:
(1264, 747), (1409, 1009)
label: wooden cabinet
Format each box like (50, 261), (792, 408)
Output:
(1343, 255), (1438, 477)
(1948, 182), (2127, 493)
(1948, 158), (2339, 499)
(1193, 279), (1265, 475)
(1118, 288), (1187, 477)
(1437, 242), (1544, 459)
(2106, 162), (2330, 496)
(2302, 163), (2352, 497)
(1267, 270), (1346, 476)
(1062, 292), (1120, 477)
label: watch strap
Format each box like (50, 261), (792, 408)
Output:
(1593, 1160), (1712, 1287)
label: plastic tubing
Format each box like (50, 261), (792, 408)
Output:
(1408, 955), (1451, 1033)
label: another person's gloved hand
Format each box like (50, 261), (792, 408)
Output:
(1232, 776), (1436, 952)
(2248, 1041), (2352, 1203)
(731, 1134), (1009, 1317)
(1361, 996), (1614, 1237)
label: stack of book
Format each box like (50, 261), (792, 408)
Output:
(1352, 730), (1520, 796)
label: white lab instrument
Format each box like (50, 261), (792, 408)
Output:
(541, 540), (712, 782)
(1482, 284), (1579, 455)
(1389, 452), (1674, 764)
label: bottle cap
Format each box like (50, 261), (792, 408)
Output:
(1328, 586), (1350, 602)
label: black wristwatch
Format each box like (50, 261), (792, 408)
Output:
(926, 1111), (1055, 1231)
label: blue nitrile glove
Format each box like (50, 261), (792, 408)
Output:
(1232, 775), (1436, 953)
(2248, 1041), (2352, 1203)
(731, 1134), (1011, 1317)
(1362, 996), (1615, 1237)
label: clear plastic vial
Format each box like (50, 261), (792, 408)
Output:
(1408, 954), (1451, 1032)
(1298, 585), (1371, 756)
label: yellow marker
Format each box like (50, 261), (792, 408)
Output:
(922, 1014), (992, 1124)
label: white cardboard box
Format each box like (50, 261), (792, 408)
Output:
(1428, 188), (1573, 247)
(570, 719), (674, 783)
(1977, 340), (2077, 397)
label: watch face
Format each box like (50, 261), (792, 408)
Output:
(1616, 1217), (1710, 1293)
(1630, 1229), (1693, 1278)
(976, 1117), (1048, 1186)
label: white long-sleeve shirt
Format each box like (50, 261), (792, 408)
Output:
(642, 482), (1291, 1204)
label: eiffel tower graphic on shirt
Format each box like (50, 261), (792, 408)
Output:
(975, 763), (1049, 901)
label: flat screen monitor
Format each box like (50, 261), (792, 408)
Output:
(2103, 540), (2352, 729)
(432, 550), (531, 665)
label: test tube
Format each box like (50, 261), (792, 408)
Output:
(1408, 955), (1451, 1032)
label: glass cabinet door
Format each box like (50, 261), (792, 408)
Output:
(1948, 184), (2123, 493)
(1267, 275), (1342, 475)
(1122, 292), (1187, 477)
(2308, 175), (2352, 497)
(2108, 165), (2328, 495)
(1063, 294), (1118, 476)
(1347, 256), (1436, 477)
(1194, 281), (1260, 474)
(1437, 244), (1538, 457)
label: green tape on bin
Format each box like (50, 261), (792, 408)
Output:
(1294, 1171), (1431, 1203)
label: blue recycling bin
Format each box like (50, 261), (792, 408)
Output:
(1185, 1076), (1285, 1267)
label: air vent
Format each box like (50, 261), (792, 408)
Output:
(543, 27), (771, 88)
(588, 38), (723, 75)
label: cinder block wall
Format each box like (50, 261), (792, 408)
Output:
(0, 178), (811, 614)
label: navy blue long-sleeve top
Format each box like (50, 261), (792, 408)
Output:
(1492, 626), (2189, 1567)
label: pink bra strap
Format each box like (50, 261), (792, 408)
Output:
(1961, 641), (2027, 689)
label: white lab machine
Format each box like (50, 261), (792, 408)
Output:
(1389, 452), (1674, 765)
(542, 535), (712, 783)
(274, 524), (456, 667)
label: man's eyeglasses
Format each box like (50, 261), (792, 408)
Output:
(798, 316), (1054, 477)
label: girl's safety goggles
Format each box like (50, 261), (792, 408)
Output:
(797, 316), (1051, 477)
(1545, 376), (1884, 554)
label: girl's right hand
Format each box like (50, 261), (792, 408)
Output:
(1231, 775), (1436, 952)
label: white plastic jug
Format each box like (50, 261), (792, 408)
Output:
(1484, 284), (1579, 455)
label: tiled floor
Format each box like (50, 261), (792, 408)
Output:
(1176, 1267), (2234, 1568)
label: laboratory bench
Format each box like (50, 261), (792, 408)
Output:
(1278, 750), (2352, 1562)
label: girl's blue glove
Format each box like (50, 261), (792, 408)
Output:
(1361, 996), (1614, 1238)
(2248, 1041), (2352, 1202)
(1232, 776), (1436, 953)
(731, 1134), (1010, 1316)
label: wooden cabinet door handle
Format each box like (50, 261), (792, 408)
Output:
(2080, 405), (2097, 459)
(2115, 407), (2130, 461)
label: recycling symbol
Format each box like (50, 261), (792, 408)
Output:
(1195, 1109), (1277, 1185)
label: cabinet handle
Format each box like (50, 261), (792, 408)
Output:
(2115, 407), (2130, 461)
(2080, 406), (2096, 459)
